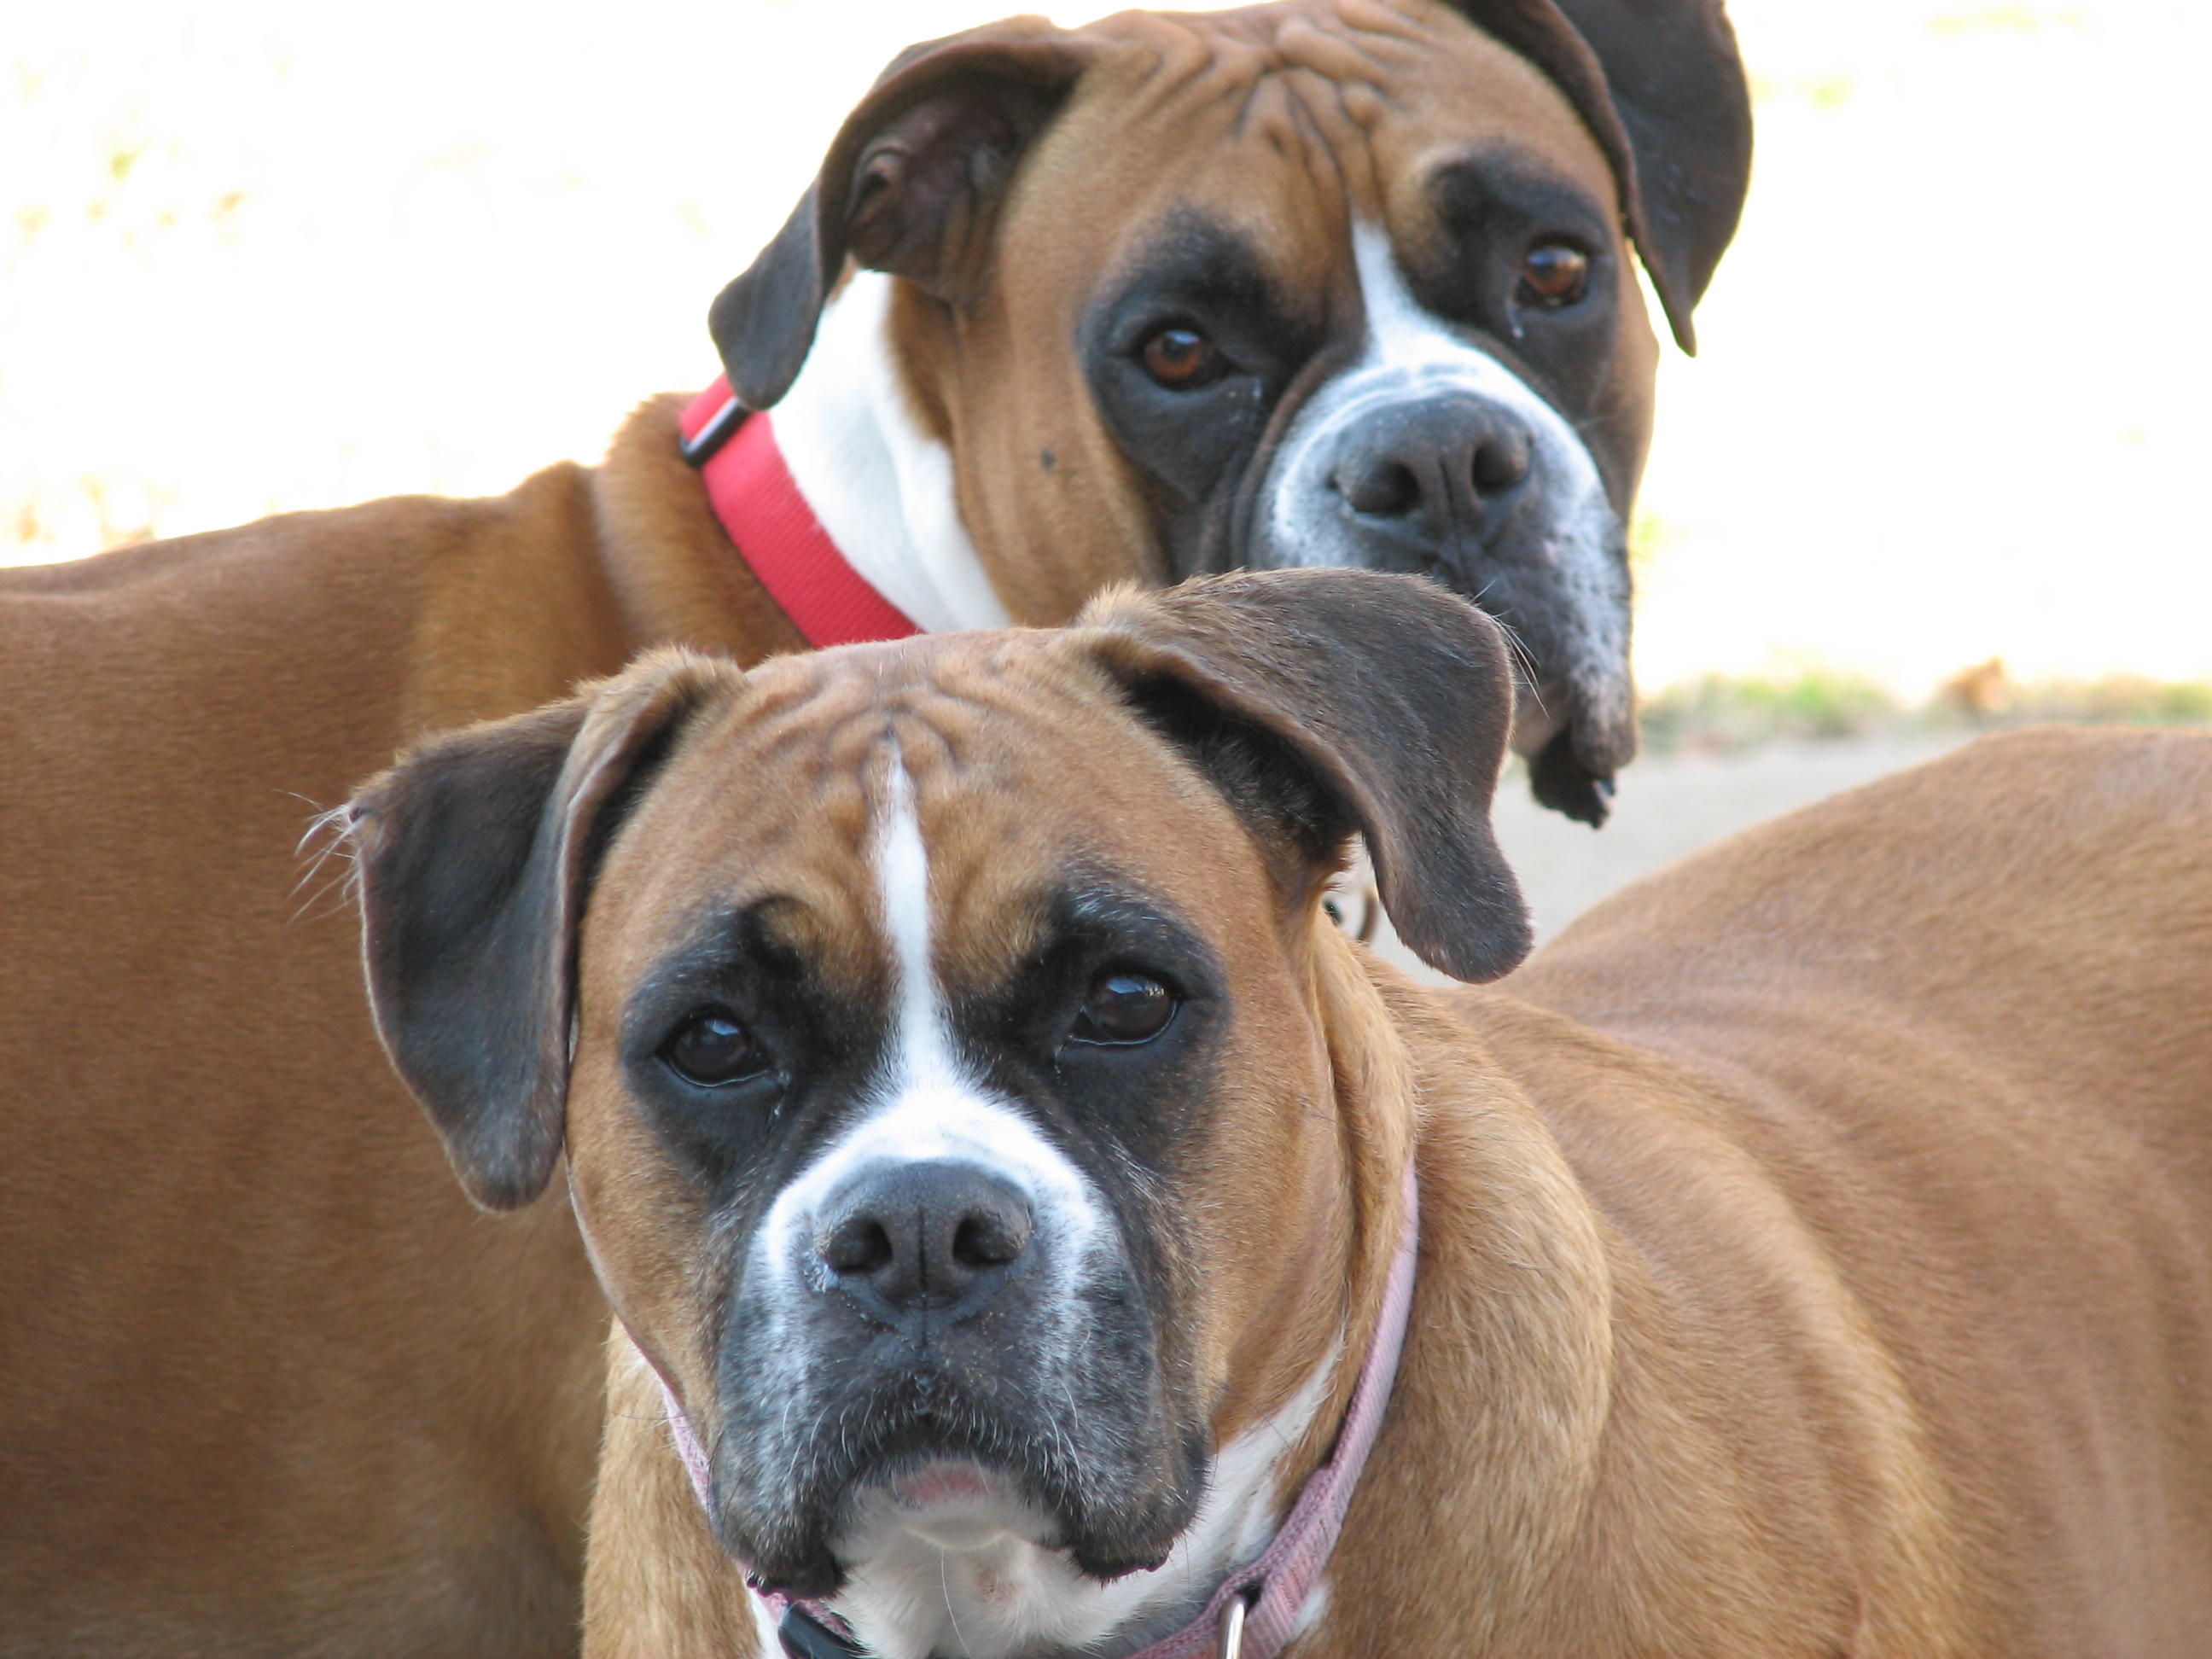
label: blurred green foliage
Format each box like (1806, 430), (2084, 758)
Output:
(1639, 665), (2212, 755)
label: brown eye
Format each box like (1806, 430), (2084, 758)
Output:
(1517, 241), (1591, 309)
(662, 1008), (770, 1086)
(1138, 325), (1225, 390)
(1068, 970), (1176, 1046)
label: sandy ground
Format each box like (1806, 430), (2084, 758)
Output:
(1501, 734), (1971, 940)
(1366, 731), (1974, 981)
(5, 0), (2207, 699)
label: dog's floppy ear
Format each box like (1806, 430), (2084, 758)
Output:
(346, 653), (726, 1211)
(1457, 0), (1751, 352)
(1077, 570), (1531, 983)
(710, 20), (1093, 410)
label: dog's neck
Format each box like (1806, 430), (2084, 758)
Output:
(765, 272), (1010, 637)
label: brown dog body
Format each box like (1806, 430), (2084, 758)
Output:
(1464, 730), (2212, 1653)
(346, 575), (2211, 1657)
(0, 409), (748, 1654)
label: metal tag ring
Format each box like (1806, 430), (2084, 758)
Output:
(1219, 1587), (1254, 1659)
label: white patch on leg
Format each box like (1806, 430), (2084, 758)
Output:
(745, 1586), (783, 1658)
(770, 272), (1010, 633)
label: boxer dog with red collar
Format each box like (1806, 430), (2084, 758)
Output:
(695, 0), (1750, 822)
(349, 570), (2212, 1659)
(0, 2), (1747, 1652)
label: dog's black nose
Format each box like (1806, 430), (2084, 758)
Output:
(815, 1161), (1033, 1315)
(1326, 394), (1534, 544)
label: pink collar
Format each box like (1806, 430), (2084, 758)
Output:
(649, 1165), (1420, 1659)
(679, 379), (918, 649)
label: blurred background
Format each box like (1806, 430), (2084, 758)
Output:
(7, 0), (2207, 935)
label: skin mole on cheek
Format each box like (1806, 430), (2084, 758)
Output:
(1039, 447), (1057, 472)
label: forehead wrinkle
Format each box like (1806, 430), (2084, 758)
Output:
(1273, 0), (1441, 88)
(616, 776), (873, 962)
(1089, 3), (1524, 216)
(1223, 67), (1365, 218)
(867, 666), (1109, 964)
(597, 683), (905, 982)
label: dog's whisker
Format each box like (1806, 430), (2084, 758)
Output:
(290, 801), (367, 923)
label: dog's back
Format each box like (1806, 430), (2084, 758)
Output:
(0, 476), (626, 1656)
(1488, 728), (2212, 1653)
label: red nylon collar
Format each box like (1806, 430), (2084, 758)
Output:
(679, 379), (919, 649)
(647, 1166), (1420, 1659)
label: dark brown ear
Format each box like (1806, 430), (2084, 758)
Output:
(345, 654), (726, 1211)
(708, 20), (1093, 410)
(1077, 570), (1531, 983)
(1458, 0), (1751, 353)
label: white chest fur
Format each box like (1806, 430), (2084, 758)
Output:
(767, 273), (1010, 635)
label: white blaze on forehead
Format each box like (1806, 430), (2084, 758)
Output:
(876, 751), (940, 1078)
(757, 747), (1101, 1289)
(771, 271), (1011, 634)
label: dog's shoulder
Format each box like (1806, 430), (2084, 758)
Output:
(1521, 727), (2212, 982)
(1495, 727), (2212, 1155)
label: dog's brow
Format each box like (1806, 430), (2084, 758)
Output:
(987, 873), (1218, 995)
(1428, 141), (1610, 230)
(630, 894), (862, 1006)
(1099, 210), (1309, 333)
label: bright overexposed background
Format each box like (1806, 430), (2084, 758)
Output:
(7, 0), (2209, 709)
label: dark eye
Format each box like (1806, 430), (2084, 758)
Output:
(1516, 240), (1591, 309)
(661, 1007), (771, 1086)
(1068, 970), (1177, 1046)
(1137, 324), (1227, 391)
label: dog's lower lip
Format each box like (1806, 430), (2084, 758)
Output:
(895, 1460), (999, 1510)
(844, 1459), (1053, 1554)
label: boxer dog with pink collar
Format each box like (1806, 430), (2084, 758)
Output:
(350, 572), (2212, 1659)
(0, 2), (1748, 1652)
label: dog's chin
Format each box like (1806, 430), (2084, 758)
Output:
(725, 1423), (1201, 1600)
(1514, 672), (1635, 829)
(1529, 724), (1617, 827)
(834, 1460), (1058, 1563)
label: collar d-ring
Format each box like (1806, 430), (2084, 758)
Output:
(1218, 1588), (1253, 1659)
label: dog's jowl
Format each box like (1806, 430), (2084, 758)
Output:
(355, 572), (2212, 1659)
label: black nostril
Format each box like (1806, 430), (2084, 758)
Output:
(952, 1210), (1029, 1269)
(1337, 458), (1421, 518)
(1470, 432), (1531, 498)
(822, 1216), (894, 1277)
